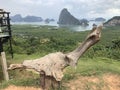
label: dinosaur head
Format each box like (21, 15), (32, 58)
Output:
(8, 64), (25, 70)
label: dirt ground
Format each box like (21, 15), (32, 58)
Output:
(3, 86), (42, 90)
(3, 74), (120, 90)
(66, 73), (120, 90)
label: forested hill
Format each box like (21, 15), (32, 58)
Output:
(104, 16), (120, 26)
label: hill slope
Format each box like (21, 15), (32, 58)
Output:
(104, 16), (120, 26)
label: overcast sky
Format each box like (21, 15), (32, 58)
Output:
(1, 0), (120, 20)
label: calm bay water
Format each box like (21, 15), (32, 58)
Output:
(11, 21), (103, 31)
(71, 21), (103, 31)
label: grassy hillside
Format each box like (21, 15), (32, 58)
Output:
(0, 25), (120, 89)
(10, 25), (120, 60)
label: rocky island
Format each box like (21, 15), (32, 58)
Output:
(58, 8), (88, 26)
(95, 17), (106, 22)
(11, 14), (55, 23)
(11, 14), (43, 22)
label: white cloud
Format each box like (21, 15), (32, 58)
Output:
(107, 8), (120, 14)
(64, 4), (73, 11)
(0, 0), (120, 19)
(106, 8), (120, 17)
(43, 2), (54, 6)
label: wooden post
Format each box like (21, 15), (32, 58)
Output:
(0, 52), (9, 81)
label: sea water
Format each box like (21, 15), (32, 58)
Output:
(11, 21), (103, 31)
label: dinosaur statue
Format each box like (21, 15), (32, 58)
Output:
(8, 25), (102, 90)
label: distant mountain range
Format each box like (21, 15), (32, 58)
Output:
(10, 14), (55, 23)
(89, 17), (106, 22)
(95, 18), (106, 22)
(12, 9), (118, 27)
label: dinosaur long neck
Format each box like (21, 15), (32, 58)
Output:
(66, 25), (102, 67)
(66, 36), (99, 66)
(68, 40), (91, 59)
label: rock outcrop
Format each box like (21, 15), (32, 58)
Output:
(58, 8), (81, 26)
(104, 16), (120, 26)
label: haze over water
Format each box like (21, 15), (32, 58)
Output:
(12, 21), (103, 31)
